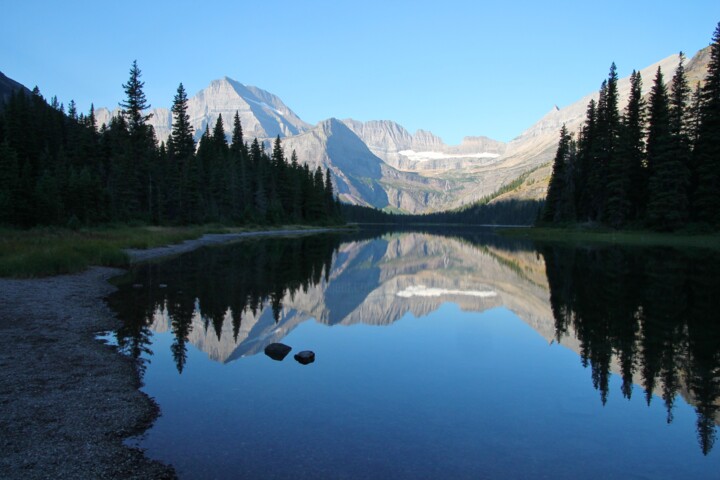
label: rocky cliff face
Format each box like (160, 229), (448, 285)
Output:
(341, 119), (506, 172)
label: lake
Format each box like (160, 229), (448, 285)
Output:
(106, 228), (720, 479)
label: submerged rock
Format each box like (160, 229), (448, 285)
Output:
(264, 343), (292, 361)
(294, 351), (315, 365)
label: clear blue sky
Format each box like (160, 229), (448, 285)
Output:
(2, 0), (719, 144)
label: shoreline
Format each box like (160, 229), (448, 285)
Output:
(0, 229), (335, 479)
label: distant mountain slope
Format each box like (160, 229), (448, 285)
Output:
(281, 118), (452, 210)
(342, 119), (506, 172)
(96, 77), (309, 143)
(489, 47), (711, 205)
(0, 71), (30, 106)
(88, 46), (710, 214)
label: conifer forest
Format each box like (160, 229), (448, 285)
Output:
(0, 61), (342, 228)
(542, 23), (720, 231)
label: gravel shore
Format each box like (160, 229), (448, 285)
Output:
(0, 229), (333, 479)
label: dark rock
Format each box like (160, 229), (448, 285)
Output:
(264, 343), (292, 361)
(132, 284), (143, 289)
(294, 350), (315, 365)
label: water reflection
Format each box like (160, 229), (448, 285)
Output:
(541, 244), (720, 455)
(108, 229), (720, 457)
(108, 234), (343, 373)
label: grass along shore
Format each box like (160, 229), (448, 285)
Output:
(0, 224), (342, 278)
(499, 226), (720, 250)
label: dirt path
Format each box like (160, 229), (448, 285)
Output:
(0, 229), (335, 479)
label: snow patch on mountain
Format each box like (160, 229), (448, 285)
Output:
(396, 285), (498, 298)
(399, 150), (501, 162)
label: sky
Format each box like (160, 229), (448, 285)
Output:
(2, 0), (719, 145)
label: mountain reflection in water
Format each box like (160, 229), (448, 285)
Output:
(108, 229), (720, 457)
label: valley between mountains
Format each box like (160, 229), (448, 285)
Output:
(94, 47), (710, 214)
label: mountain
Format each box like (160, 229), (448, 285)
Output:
(341, 119), (506, 172)
(0, 71), (30, 106)
(90, 46), (711, 214)
(280, 118), (454, 211)
(95, 77), (309, 144)
(488, 47), (711, 204)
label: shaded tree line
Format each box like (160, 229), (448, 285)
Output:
(0, 61), (342, 227)
(543, 23), (720, 231)
(542, 244), (720, 454)
(342, 199), (543, 226)
(108, 234), (345, 373)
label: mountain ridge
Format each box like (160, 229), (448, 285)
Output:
(50, 46), (715, 213)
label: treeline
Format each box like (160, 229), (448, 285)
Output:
(0, 61), (342, 227)
(543, 23), (720, 231)
(342, 198), (543, 226)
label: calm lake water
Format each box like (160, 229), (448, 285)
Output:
(107, 228), (720, 479)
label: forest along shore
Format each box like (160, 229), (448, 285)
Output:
(0, 229), (334, 479)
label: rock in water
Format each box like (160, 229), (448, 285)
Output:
(264, 343), (292, 361)
(294, 351), (315, 365)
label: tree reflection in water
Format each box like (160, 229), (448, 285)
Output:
(108, 229), (720, 456)
(541, 244), (720, 455)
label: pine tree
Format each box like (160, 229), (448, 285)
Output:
(170, 83), (195, 160)
(693, 22), (720, 226)
(575, 99), (598, 220)
(119, 60), (152, 133)
(118, 60), (157, 220)
(543, 125), (575, 223)
(607, 70), (644, 227)
(230, 111), (245, 157)
(621, 71), (647, 221)
(68, 99), (77, 120)
(646, 67), (686, 230)
(212, 114), (228, 150)
(593, 64), (620, 222)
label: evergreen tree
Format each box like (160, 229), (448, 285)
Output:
(593, 64), (620, 222)
(543, 125), (576, 223)
(119, 60), (152, 133)
(170, 83), (195, 160)
(693, 22), (720, 226)
(68, 99), (77, 120)
(646, 67), (686, 230)
(619, 71), (647, 221)
(606, 69), (643, 227)
(575, 99), (598, 220)
(231, 111), (244, 155)
(212, 114), (228, 150)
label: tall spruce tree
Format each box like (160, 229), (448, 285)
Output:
(646, 67), (685, 230)
(594, 64), (620, 222)
(170, 83), (195, 160)
(543, 125), (576, 223)
(575, 99), (598, 220)
(693, 22), (720, 226)
(618, 71), (647, 222)
(168, 83), (195, 221)
(119, 60), (152, 133)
